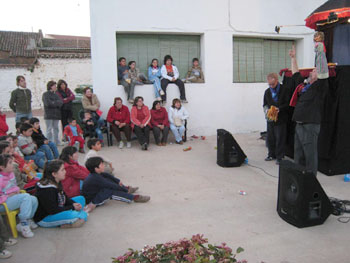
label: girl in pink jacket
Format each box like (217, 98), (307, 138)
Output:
(0, 155), (38, 238)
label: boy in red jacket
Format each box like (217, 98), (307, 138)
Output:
(63, 118), (85, 153)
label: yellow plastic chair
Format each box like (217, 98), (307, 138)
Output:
(0, 190), (27, 238)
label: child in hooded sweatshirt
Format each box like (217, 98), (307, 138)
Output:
(34, 160), (88, 228)
(59, 146), (89, 198)
(0, 154), (38, 238)
(29, 118), (59, 161)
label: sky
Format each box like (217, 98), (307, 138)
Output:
(0, 0), (90, 37)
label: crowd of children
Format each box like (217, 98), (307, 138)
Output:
(0, 115), (151, 259)
(0, 53), (198, 259)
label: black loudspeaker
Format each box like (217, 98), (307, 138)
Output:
(217, 129), (247, 167)
(277, 160), (332, 228)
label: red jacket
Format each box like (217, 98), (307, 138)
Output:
(63, 124), (83, 142)
(131, 105), (151, 128)
(150, 107), (170, 128)
(106, 105), (130, 124)
(61, 161), (89, 198)
(0, 114), (8, 136)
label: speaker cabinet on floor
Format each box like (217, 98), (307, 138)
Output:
(217, 129), (247, 167)
(277, 160), (332, 228)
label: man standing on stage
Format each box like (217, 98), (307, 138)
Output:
(289, 45), (328, 175)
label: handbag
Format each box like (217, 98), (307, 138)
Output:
(174, 117), (183, 127)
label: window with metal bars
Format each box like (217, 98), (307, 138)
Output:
(233, 37), (294, 83)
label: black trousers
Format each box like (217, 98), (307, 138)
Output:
(152, 126), (169, 144)
(134, 125), (150, 145)
(92, 188), (133, 205)
(161, 79), (186, 101)
(266, 122), (287, 160)
(294, 123), (320, 175)
(61, 109), (73, 131)
(110, 123), (132, 142)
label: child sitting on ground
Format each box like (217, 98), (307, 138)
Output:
(81, 110), (104, 145)
(17, 123), (46, 169)
(34, 160), (88, 228)
(0, 154), (38, 238)
(183, 58), (205, 83)
(314, 31), (329, 79)
(59, 146), (89, 198)
(84, 139), (114, 174)
(29, 118), (59, 161)
(82, 156), (149, 212)
(63, 118), (85, 153)
(0, 139), (40, 193)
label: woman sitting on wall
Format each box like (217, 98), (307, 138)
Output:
(160, 55), (188, 104)
(131, 96), (151, 150)
(168, 98), (189, 145)
(150, 100), (170, 146)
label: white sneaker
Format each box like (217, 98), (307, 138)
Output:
(17, 223), (34, 238)
(119, 141), (124, 149)
(0, 249), (12, 259)
(28, 219), (38, 230)
(126, 142), (131, 148)
(156, 97), (162, 101)
(4, 238), (17, 247)
(160, 90), (165, 96)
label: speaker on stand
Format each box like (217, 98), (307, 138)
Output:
(217, 129), (247, 167)
(277, 160), (332, 228)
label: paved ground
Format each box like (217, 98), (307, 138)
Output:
(4, 115), (350, 263)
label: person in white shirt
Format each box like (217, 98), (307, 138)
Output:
(85, 138), (114, 174)
(168, 98), (189, 144)
(160, 55), (188, 104)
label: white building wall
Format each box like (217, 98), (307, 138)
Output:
(89, 0), (326, 135)
(0, 58), (92, 111)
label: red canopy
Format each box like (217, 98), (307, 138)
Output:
(305, 0), (350, 29)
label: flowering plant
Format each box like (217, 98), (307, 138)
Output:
(112, 234), (246, 263)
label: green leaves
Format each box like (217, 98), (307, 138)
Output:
(236, 247), (244, 254)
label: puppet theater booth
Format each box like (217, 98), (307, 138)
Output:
(282, 0), (350, 176)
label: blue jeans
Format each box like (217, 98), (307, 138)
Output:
(170, 124), (185, 143)
(0, 193), (38, 222)
(24, 151), (46, 169)
(15, 112), (32, 123)
(38, 142), (59, 160)
(37, 196), (88, 228)
(150, 77), (162, 98)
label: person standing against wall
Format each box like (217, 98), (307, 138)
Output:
(9, 76), (32, 123)
(263, 73), (289, 165)
(42, 81), (63, 146)
(57, 80), (75, 133)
